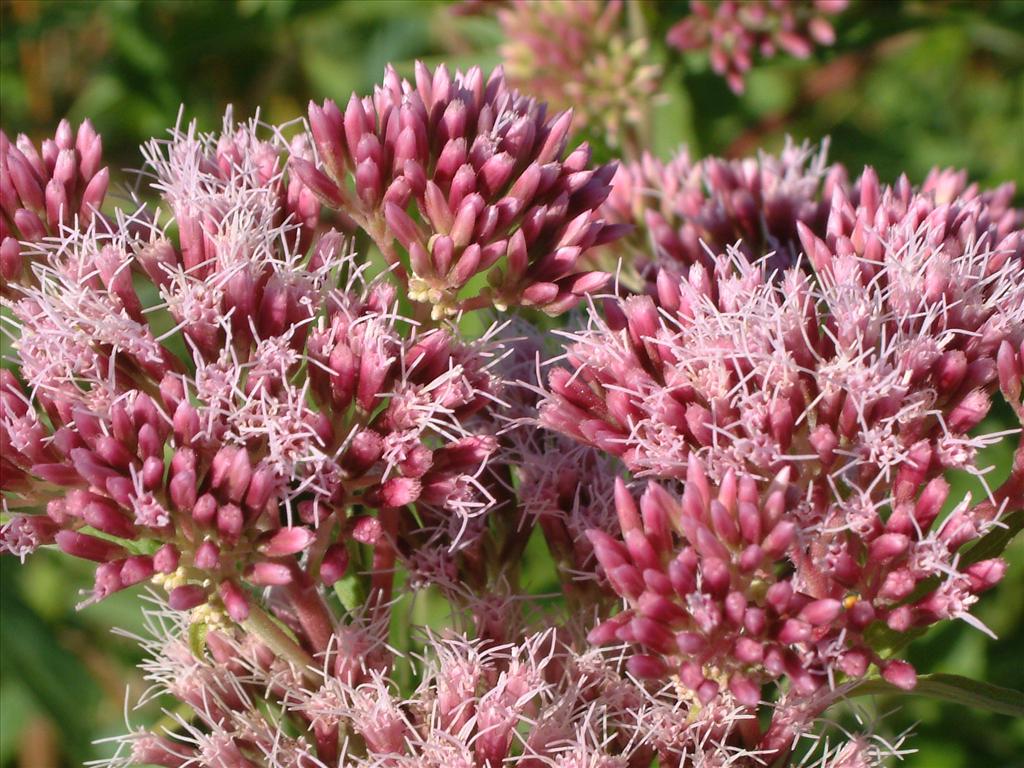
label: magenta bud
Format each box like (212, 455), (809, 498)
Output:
(587, 614), (629, 646)
(0, 237), (21, 280)
(997, 341), (1022, 397)
(624, 530), (660, 573)
(93, 561), (124, 599)
(631, 616), (676, 655)
(729, 674), (761, 707)
(224, 448), (252, 504)
(798, 598), (842, 626)
(153, 543), (180, 574)
(696, 679), (720, 704)
(290, 156), (346, 208)
(947, 389), (990, 433)
(82, 500), (135, 540)
(193, 540), (221, 570)
(216, 503), (244, 541)
(887, 605), (914, 632)
(120, 555), (154, 586)
(384, 202), (421, 250)
(379, 476), (421, 507)
(244, 465), (277, 511)
(220, 580), (250, 622)
(172, 402), (200, 445)
(260, 527), (314, 557)
(607, 564), (645, 600)
(168, 584), (208, 611)
(626, 654), (669, 680)
(765, 581), (793, 614)
(882, 659), (917, 690)
(964, 558), (1006, 593)
(351, 515), (382, 544)
(734, 637), (764, 664)
(833, 649), (867, 679)
(169, 469), (197, 512)
(914, 477), (949, 531)
(141, 455), (164, 490)
(778, 618), (812, 644)
(247, 562), (293, 586)
(55, 530), (127, 562)
(587, 529), (629, 570)
(675, 631), (705, 654)
(869, 533), (910, 562)
(320, 543), (350, 586)
(613, 477), (641, 534)
(878, 569), (916, 602)
(191, 493), (217, 527)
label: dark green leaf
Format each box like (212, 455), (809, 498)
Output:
(849, 672), (1024, 718)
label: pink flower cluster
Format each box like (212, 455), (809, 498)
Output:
(668, 0), (849, 93)
(494, 0), (662, 148)
(1, 119), (108, 291)
(541, 154), (1024, 744)
(295, 62), (621, 319)
(0, 104), (502, 631)
(1, 53), (1022, 768)
(598, 137), (840, 282)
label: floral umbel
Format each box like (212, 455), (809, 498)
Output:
(2, 3), (1023, 767)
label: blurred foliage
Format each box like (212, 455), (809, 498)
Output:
(0, 0), (1022, 765)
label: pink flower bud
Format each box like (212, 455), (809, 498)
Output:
(247, 562), (293, 586)
(798, 599), (842, 626)
(260, 527), (314, 557)
(120, 555), (154, 586)
(55, 530), (127, 562)
(869, 533), (910, 562)
(626, 654), (669, 680)
(168, 584), (207, 611)
(193, 540), (221, 570)
(220, 580), (250, 622)
(320, 543), (350, 586)
(882, 659), (917, 690)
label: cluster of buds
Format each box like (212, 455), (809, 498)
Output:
(0, 119), (108, 292)
(296, 62), (622, 318)
(543, 165), (1024, 492)
(597, 137), (840, 284)
(588, 463), (1006, 714)
(0, 110), (504, 637)
(110, 602), (854, 768)
(667, 0), (849, 93)
(1, 43), (1022, 768)
(494, 0), (662, 149)
(541, 161), (1023, 753)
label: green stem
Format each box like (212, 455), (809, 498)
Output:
(242, 604), (316, 681)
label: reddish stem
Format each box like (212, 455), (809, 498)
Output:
(285, 564), (336, 658)
(368, 505), (399, 625)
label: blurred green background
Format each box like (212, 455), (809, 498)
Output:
(1, 0), (1022, 765)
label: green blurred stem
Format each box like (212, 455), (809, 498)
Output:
(243, 604), (316, 681)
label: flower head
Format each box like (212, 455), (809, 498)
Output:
(495, 0), (662, 149)
(0, 111), (502, 621)
(1, 119), (108, 292)
(668, 0), (849, 94)
(297, 62), (624, 317)
(597, 138), (841, 285)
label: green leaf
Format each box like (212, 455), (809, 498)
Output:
(849, 673), (1024, 718)
(333, 570), (366, 613)
(0, 560), (103, 762)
